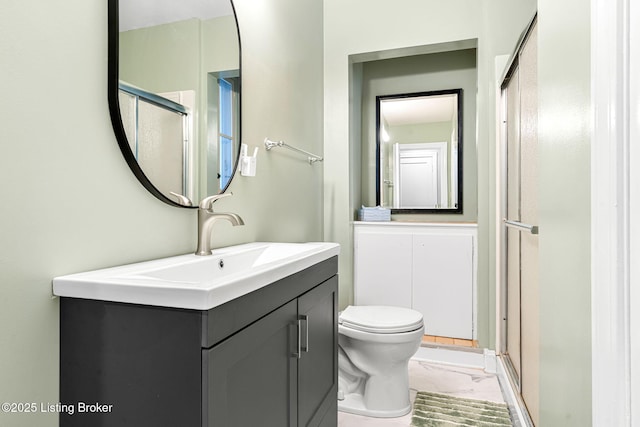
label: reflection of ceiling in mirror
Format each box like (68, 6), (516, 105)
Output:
(120, 0), (234, 32)
(381, 95), (456, 126)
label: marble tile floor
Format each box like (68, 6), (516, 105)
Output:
(337, 359), (507, 427)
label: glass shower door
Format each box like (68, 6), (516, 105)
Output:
(118, 87), (188, 200)
(502, 20), (539, 427)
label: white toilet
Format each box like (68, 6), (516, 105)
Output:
(337, 305), (424, 418)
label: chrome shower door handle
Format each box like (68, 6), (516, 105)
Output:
(503, 218), (539, 235)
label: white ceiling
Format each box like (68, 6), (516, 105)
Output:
(119, 0), (234, 32)
(381, 94), (457, 126)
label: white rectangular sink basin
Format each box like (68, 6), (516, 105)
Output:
(53, 242), (340, 310)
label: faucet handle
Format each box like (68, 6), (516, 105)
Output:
(199, 192), (233, 210)
(169, 192), (193, 207)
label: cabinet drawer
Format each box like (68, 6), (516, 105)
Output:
(201, 256), (338, 348)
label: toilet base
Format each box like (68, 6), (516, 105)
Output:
(338, 392), (411, 418)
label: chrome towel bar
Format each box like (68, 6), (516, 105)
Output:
(264, 138), (323, 164)
(503, 219), (539, 235)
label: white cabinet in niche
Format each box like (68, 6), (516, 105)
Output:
(353, 222), (476, 340)
(354, 232), (413, 308)
(412, 234), (473, 339)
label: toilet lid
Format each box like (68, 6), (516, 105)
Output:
(339, 305), (424, 334)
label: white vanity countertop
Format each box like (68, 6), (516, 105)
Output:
(52, 242), (340, 310)
(353, 221), (478, 228)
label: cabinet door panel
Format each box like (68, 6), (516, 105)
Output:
(412, 234), (473, 339)
(204, 300), (298, 427)
(298, 277), (338, 427)
(354, 232), (412, 308)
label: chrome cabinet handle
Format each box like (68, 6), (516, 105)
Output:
(293, 320), (302, 359)
(503, 218), (539, 235)
(300, 315), (309, 353)
(292, 315), (310, 359)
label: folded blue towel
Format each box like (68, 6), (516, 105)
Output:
(359, 206), (391, 221)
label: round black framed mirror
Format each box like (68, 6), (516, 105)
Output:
(108, 0), (241, 208)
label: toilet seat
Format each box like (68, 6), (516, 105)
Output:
(339, 305), (423, 334)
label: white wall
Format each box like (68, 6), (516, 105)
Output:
(323, 0), (536, 347)
(632, 2), (640, 422)
(0, 0), (323, 425)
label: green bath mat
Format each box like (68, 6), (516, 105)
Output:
(411, 391), (513, 427)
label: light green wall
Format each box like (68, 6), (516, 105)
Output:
(118, 15), (239, 92)
(537, 1), (592, 424)
(119, 19), (201, 93)
(201, 16), (241, 73)
(359, 49), (477, 221)
(389, 121), (453, 144)
(324, 0), (535, 348)
(0, 0), (322, 426)
(231, 0), (324, 244)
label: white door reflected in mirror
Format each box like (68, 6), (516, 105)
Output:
(393, 142), (448, 209)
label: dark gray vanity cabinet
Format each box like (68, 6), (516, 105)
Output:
(60, 257), (338, 427)
(204, 277), (337, 427)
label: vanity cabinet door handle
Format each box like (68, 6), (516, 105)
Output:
(292, 316), (309, 359)
(292, 321), (302, 359)
(300, 315), (309, 353)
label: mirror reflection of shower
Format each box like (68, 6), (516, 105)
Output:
(377, 89), (461, 211)
(119, 84), (192, 200)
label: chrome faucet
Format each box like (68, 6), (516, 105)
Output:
(195, 193), (244, 256)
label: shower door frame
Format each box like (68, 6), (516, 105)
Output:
(496, 14), (538, 427)
(119, 82), (192, 200)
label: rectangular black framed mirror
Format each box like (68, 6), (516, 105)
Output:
(375, 89), (463, 214)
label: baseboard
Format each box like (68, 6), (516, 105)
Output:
(412, 344), (488, 370)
